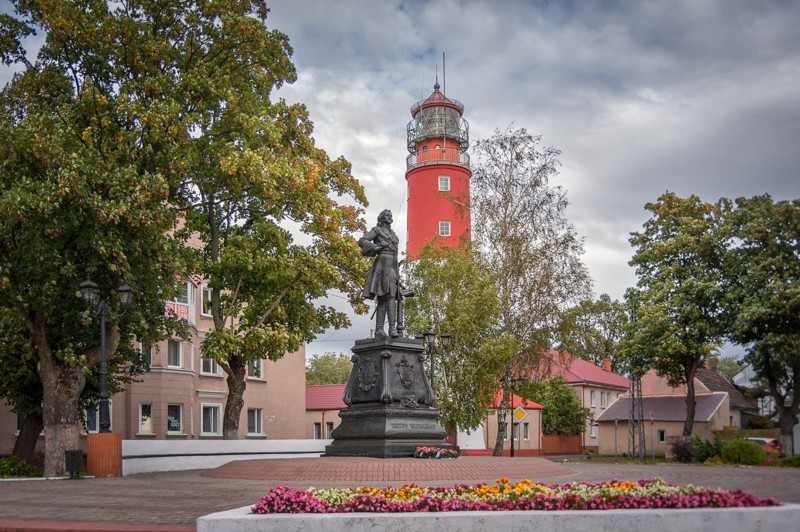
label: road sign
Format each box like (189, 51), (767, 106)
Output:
(513, 406), (527, 423)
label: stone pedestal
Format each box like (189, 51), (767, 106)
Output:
(325, 336), (456, 458)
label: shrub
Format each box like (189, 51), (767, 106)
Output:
(0, 456), (40, 478)
(692, 435), (724, 463)
(721, 439), (766, 465)
(670, 437), (695, 463)
(779, 455), (800, 467)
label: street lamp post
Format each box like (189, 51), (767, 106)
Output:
(503, 377), (525, 457)
(79, 277), (133, 434)
(416, 329), (451, 400)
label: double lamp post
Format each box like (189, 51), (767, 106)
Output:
(417, 329), (451, 400)
(79, 277), (133, 434)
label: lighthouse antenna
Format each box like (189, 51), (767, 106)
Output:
(442, 52), (446, 96)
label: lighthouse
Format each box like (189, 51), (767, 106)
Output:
(405, 80), (471, 259)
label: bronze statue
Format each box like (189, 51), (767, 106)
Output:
(359, 209), (400, 337)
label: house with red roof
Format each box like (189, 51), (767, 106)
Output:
(536, 351), (630, 453)
(305, 384), (346, 440)
(464, 391), (544, 457)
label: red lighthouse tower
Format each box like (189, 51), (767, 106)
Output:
(405, 81), (471, 259)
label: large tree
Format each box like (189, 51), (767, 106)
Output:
(722, 194), (800, 454)
(2, 0), (369, 445)
(627, 192), (728, 437)
(555, 294), (627, 372)
(521, 376), (590, 436)
(470, 126), (591, 455)
(404, 242), (518, 436)
(306, 352), (353, 385)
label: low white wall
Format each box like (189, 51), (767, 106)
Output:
(198, 504), (800, 532)
(122, 439), (330, 476)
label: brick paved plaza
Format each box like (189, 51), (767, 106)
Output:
(0, 457), (799, 531)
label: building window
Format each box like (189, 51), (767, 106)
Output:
(139, 403), (153, 434)
(248, 408), (263, 435)
(174, 280), (191, 304)
(314, 422), (322, 439)
(200, 285), (213, 317)
(438, 175), (450, 191)
(85, 404), (112, 433)
(167, 340), (182, 368)
(201, 404), (222, 436)
(248, 358), (263, 379)
(439, 221), (451, 237)
(422, 146), (428, 153)
(523, 422), (530, 441)
(590, 423), (597, 438)
(326, 421), (334, 438)
(139, 342), (152, 365)
(600, 391), (606, 408)
(590, 390), (596, 407)
(167, 404), (182, 434)
(434, 144), (441, 149)
(658, 429), (666, 443)
(201, 357), (220, 376)
(512, 423), (520, 441)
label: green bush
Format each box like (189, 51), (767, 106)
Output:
(779, 455), (800, 467)
(720, 439), (766, 465)
(0, 456), (40, 478)
(692, 435), (724, 463)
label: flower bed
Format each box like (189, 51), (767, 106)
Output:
(414, 446), (459, 459)
(251, 477), (780, 514)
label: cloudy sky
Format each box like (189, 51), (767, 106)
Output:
(261, 0), (800, 357)
(3, 1), (798, 359)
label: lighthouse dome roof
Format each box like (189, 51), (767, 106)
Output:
(411, 81), (464, 116)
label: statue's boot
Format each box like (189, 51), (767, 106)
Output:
(388, 301), (398, 337)
(375, 305), (386, 337)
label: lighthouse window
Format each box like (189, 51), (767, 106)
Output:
(422, 146), (428, 153)
(439, 221), (451, 237)
(438, 175), (450, 191)
(434, 144), (441, 149)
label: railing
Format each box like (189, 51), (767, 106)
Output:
(406, 150), (470, 171)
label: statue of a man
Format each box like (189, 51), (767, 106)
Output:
(359, 209), (399, 337)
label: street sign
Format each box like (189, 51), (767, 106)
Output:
(513, 406), (527, 423)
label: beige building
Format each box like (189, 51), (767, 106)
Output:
(1, 279), (306, 456)
(305, 384), (346, 440)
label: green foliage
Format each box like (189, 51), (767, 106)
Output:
(720, 439), (766, 465)
(306, 353), (352, 385)
(716, 357), (744, 381)
(624, 192), (729, 436)
(722, 195), (800, 444)
(692, 435), (724, 463)
(779, 455), (800, 467)
(556, 294), (627, 372)
(405, 243), (518, 434)
(523, 376), (590, 435)
(0, 456), (40, 478)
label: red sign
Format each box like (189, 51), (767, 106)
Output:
(165, 302), (189, 320)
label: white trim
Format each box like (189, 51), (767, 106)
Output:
(438, 175), (450, 192)
(197, 390), (227, 399)
(139, 402), (154, 435)
(201, 403), (223, 436)
(201, 357), (222, 376)
(247, 359), (264, 380)
(200, 285), (213, 317)
(247, 408), (264, 436)
(438, 220), (451, 237)
(166, 403), (183, 434)
(84, 402), (113, 434)
(167, 339), (183, 368)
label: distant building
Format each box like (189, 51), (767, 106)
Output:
(305, 384), (346, 440)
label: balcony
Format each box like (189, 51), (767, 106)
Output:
(406, 150), (470, 172)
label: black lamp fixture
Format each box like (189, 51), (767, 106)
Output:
(79, 276), (133, 434)
(417, 328), (452, 401)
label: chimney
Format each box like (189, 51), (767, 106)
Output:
(602, 357), (612, 372)
(560, 351), (569, 365)
(707, 356), (718, 373)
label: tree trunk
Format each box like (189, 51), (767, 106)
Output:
(777, 405), (798, 457)
(12, 412), (43, 466)
(223, 355), (247, 439)
(492, 390), (509, 456)
(38, 356), (83, 477)
(683, 372), (697, 437)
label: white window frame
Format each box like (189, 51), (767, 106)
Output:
(200, 285), (213, 317)
(523, 422), (530, 441)
(590, 422), (597, 438)
(600, 391), (606, 408)
(139, 403), (154, 435)
(590, 390), (596, 407)
(326, 421), (334, 438)
(201, 357), (221, 376)
(439, 221), (451, 237)
(314, 422), (322, 439)
(248, 358), (263, 380)
(138, 341), (152, 366)
(438, 175), (450, 191)
(167, 339), (182, 368)
(201, 403), (223, 436)
(85, 402), (112, 434)
(247, 408), (263, 436)
(166, 403), (183, 434)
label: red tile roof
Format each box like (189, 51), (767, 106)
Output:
(306, 384), (347, 411)
(489, 391), (543, 410)
(540, 351), (630, 390)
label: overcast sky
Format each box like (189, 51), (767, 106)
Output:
(3, 1), (798, 359)
(260, 0), (800, 358)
